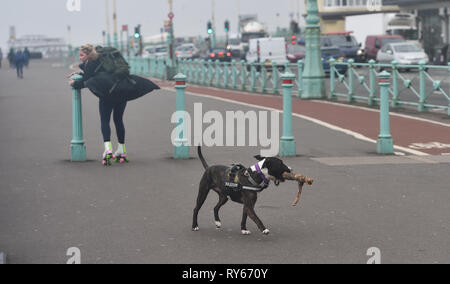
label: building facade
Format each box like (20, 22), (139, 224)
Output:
(305, 0), (399, 33)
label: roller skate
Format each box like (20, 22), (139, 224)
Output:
(102, 142), (113, 166)
(113, 144), (129, 164)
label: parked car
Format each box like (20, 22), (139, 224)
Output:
(376, 42), (429, 70)
(143, 44), (168, 58)
(322, 47), (347, 75)
(208, 48), (232, 62)
(246, 37), (288, 67)
(175, 43), (200, 59)
(287, 44), (306, 63)
(365, 35), (405, 61)
(321, 32), (364, 63)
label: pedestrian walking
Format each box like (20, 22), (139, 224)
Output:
(0, 48), (3, 69)
(7, 48), (15, 68)
(15, 49), (26, 79)
(68, 44), (160, 166)
(24, 47), (30, 68)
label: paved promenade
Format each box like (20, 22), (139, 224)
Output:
(0, 59), (449, 264)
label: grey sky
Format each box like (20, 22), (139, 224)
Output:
(1, 0), (305, 51)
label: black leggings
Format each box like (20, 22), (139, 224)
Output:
(99, 100), (127, 144)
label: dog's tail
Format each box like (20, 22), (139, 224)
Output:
(197, 146), (209, 170)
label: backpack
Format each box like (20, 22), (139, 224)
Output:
(94, 46), (130, 80)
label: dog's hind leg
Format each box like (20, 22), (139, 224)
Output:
(241, 209), (251, 235)
(192, 173), (211, 231)
(214, 193), (228, 229)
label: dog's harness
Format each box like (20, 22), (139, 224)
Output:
(224, 163), (270, 194)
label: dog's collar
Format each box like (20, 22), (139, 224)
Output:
(254, 163), (270, 186)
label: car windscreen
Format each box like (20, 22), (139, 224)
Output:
(177, 46), (194, 52)
(321, 49), (340, 57)
(393, 44), (422, 53)
(326, 35), (358, 47)
(229, 39), (240, 45)
(288, 45), (305, 53)
(381, 38), (405, 46)
(155, 47), (168, 53)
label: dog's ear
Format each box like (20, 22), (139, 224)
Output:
(254, 155), (265, 161)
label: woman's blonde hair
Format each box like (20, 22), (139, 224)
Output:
(80, 44), (99, 61)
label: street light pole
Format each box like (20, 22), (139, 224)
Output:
(105, 0), (112, 46)
(302, 0), (325, 99)
(167, 0), (177, 79)
(112, 0), (119, 49)
(211, 0), (216, 49)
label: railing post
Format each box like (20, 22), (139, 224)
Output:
(215, 60), (221, 88)
(231, 60), (237, 89)
(186, 60), (191, 83)
(280, 72), (297, 157)
(224, 62), (229, 88)
(272, 62), (279, 95)
(144, 58), (150, 76)
(329, 58), (336, 100)
(418, 61), (427, 112)
(241, 60), (247, 91)
(70, 75), (87, 162)
(251, 62), (257, 92)
(448, 62), (450, 116)
(261, 65), (268, 93)
(297, 60), (304, 98)
(368, 60), (376, 106)
(377, 71), (394, 155)
(391, 61), (399, 108)
(201, 59), (206, 86)
(173, 73), (189, 159)
(347, 59), (355, 103)
(208, 60), (213, 86)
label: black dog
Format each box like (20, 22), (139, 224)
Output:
(192, 146), (292, 235)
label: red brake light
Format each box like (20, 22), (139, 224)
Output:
(210, 53), (215, 58)
(190, 50), (193, 54)
(227, 52), (231, 57)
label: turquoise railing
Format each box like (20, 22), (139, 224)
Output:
(330, 59), (450, 116)
(116, 56), (450, 116)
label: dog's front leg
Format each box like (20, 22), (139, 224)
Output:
(243, 196), (270, 235)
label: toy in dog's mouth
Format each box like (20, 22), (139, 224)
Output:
(270, 172), (314, 206)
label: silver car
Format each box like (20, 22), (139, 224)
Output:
(377, 42), (429, 66)
(143, 44), (168, 59)
(175, 44), (200, 59)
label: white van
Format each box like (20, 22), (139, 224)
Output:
(246, 37), (288, 67)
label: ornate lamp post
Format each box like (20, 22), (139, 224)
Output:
(302, 0), (326, 99)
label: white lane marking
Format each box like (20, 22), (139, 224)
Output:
(311, 99), (450, 128)
(162, 87), (429, 156)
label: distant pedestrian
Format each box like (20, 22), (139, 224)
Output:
(15, 49), (26, 79)
(8, 48), (15, 68)
(24, 47), (30, 68)
(0, 48), (3, 69)
(68, 44), (160, 166)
